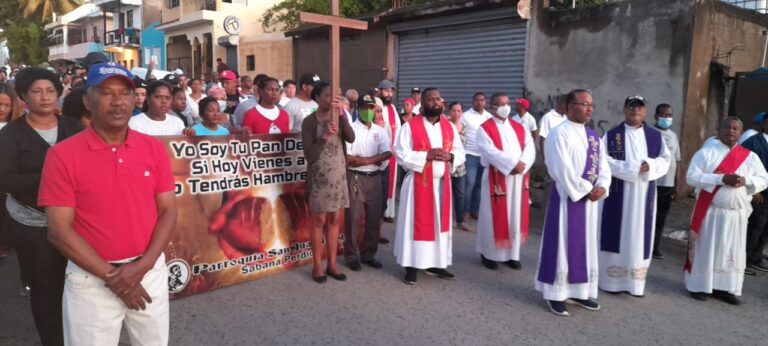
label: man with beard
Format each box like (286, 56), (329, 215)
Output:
(39, 62), (177, 344)
(378, 80), (400, 221)
(535, 89), (611, 316)
(476, 93), (535, 270)
(394, 87), (465, 285)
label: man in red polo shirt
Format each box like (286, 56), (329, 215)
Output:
(39, 62), (177, 345)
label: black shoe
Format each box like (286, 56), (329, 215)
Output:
(481, 255), (498, 270)
(748, 261), (768, 272)
(547, 300), (569, 316)
(383, 217), (395, 224)
(362, 258), (383, 269)
(379, 237), (391, 244)
(313, 275), (327, 284)
(347, 260), (362, 272)
(425, 268), (455, 280)
(328, 272), (347, 282)
(652, 250), (664, 259)
(690, 292), (708, 301)
(745, 267), (757, 276)
(403, 267), (418, 285)
(566, 298), (600, 311)
(713, 290), (742, 305)
(505, 260), (522, 270)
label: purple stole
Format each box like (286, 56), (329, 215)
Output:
(600, 123), (662, 260)
(538, 127), (601, 285)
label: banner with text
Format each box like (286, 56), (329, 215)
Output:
(161, 134), (314, 299)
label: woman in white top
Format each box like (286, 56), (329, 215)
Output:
(129, 80), (194, 136)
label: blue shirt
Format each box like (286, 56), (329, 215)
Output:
(192, 123), (230, 136)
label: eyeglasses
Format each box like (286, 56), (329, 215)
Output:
(569, 102), (595, 109)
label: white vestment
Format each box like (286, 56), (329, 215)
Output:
(535, 120), (612, 301)
(598, 124), (671, 296)
(382, 103), (402, 218)
(475, 117), (536, 261)
(685, 140), (768, 296)
(394, 117), (466, 269)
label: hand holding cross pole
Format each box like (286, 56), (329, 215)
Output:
(299, 0), (368, 125)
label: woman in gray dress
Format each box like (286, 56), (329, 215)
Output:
(301, 81), (355, 283)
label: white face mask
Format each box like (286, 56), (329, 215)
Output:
(218, 100), (227, 112)
(496, 105), (512, 118)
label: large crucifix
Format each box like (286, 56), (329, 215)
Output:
(299, 0), (368, 124)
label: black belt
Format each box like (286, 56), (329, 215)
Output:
(349, 170), (380, 177)
(111, 256), (142, 268)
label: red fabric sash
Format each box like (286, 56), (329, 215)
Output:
(686, 144), (750, 272)
(480, 119), (528, 249)
(387, 104), (398, 198)
(410, 116), (453, 241)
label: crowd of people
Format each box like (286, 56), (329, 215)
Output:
(1, 51), (767, 346)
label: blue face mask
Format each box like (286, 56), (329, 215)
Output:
(657, 117), (673, 129)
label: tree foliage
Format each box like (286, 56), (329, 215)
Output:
(19, 0), (81, 22)
(0, 20), (51, 65)
(261, 0), (435, 33)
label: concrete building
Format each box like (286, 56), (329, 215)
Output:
(44, 1), (110, 66)
(153, 0), (292, 81)
(287, 0), (525, 108)
(525, 0), (768, 193)
(92, 0), (143, 69)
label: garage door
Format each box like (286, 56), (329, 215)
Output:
(393, 11), (527, 108)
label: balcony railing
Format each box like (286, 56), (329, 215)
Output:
(105, 28), (141, 47)
(68, 33), (102, 45)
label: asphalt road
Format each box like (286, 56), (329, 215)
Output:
(2, 196), (767, 346)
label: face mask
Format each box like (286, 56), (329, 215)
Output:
(496, 105), (512, 118)
(218, 100), (227, 112)
(657, 117), (673, 129)
(359, 109), (374, 123)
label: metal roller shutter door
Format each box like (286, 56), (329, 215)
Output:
(395, 18), (527, 108)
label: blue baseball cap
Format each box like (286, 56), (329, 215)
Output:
(86, 62), (135, 89)
(754, 112), (766, 124)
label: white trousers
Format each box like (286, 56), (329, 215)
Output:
(63, 253), (169, 346)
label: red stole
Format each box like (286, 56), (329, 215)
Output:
(685, 144), (750, 272)
(386, 104), (398, 198)
(409, 116), (453, 241)
(480, 118), (529, 249)
(243, 106), (290, 134)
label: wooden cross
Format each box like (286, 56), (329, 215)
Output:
(299, 0), (368, 124)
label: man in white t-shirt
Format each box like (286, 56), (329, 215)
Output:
(538, 94), (568, 159)
(652, 103), (681, 260)
(410, 87), (422, 115)
(512, 98), (538, 140)
(285, 73), (319, 132)
(461, 92), (492, 220)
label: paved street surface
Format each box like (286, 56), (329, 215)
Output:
(2, 195), (767, 346)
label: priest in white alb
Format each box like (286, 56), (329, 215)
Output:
(394, 87), (465, 285)
(598, 95), (671, 297)
(476, 93), (535, 270)
(685, 117), (768, 305)
(535, 89), (611, 317)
